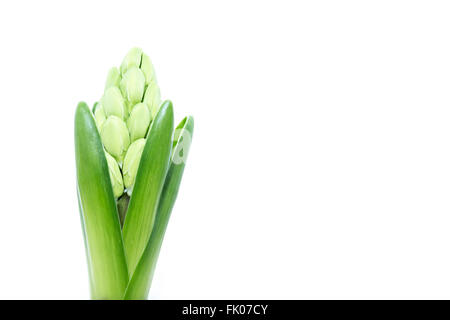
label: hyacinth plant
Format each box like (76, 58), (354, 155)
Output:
(74, 48), (194, 299)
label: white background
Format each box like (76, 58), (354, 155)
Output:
(0, 1), (450, 299)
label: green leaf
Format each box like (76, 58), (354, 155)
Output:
(122, 100), (174, 276)
(74, 102), (129, 299)
(124, 116), (194, 300)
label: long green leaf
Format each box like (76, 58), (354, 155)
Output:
(124, 116), (194, 299)
(122, 101), (174, 276)
(74, 102), (129, 299)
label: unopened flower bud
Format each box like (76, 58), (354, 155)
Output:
(105, 67), (121, 90)
(121, 67), (146, 104)
(140, 53), (156, 85)
(94, 103), (106, 130)
(102, 86), (125, 119)
(123, 138), (146, 190)
(120, 47), (142, 74)
(143, 83), (161, 120)
(127, 103), (150, 141)
(104, 151), (124, 198)
(100, 115), (130, 163)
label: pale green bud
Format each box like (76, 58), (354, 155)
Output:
(94, 103), (106, 130)
(105, 67), (121, 90)
(140, 53), (156, 85)
(120, 47), (142, 75)
(143, 82), (161, 120)
(121, 67), (146, 104)
(100, 115), (130, 163)
(102, 86), (125, 119)
(127, 103), (150, 141)
(123, 138), (146, 191)
(104, 151), (124, 198)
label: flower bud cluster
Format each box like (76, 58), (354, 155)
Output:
(94, 48), (161, 197)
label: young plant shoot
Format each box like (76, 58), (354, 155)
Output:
(75, 48), (194, 299)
